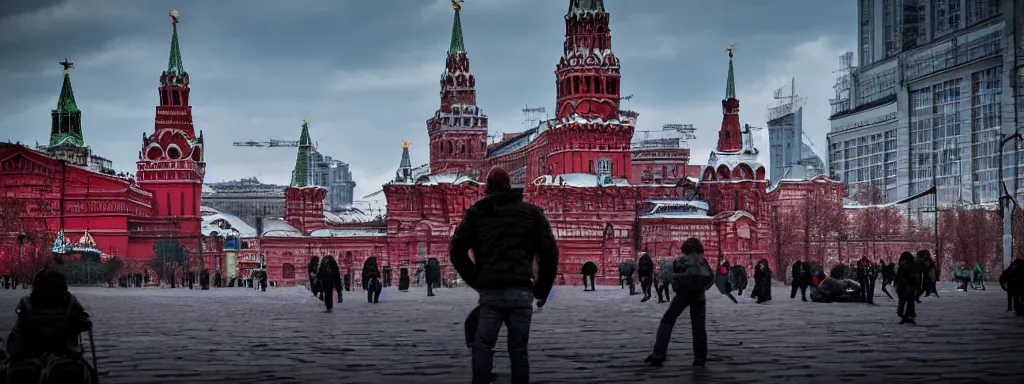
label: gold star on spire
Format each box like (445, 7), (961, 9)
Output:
(402, 138), (410, 149)
(170, 10), (180, 25)
(452, 0), (463, 12)
(727, 42), (737, 59)
(302, 119), (310, 126)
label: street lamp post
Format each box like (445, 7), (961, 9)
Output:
(998, 132), (1023, 268)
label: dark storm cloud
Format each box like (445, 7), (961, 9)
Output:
(0, 0), (855, 200)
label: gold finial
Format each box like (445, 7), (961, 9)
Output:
(170, 10), (180, 25)
(402, 138), (410, 149)
(302, 119), (310, 126)
(59, 57), (74, 74)
(726, 43), (737, 59)
(452, 0), (463, 12)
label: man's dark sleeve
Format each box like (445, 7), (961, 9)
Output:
(532, 208), (560, 301)
(449, 209), (480, 289)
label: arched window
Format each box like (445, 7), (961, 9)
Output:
(282, 263), (296, 279)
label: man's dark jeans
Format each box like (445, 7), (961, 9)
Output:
(472, 288), (533, 384)
(652, 291), (707, 360)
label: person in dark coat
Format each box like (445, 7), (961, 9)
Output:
(637, 253), (655, 302)
(751, 259), (772, 304)
(879, 260), (896, 300)
(398, 268), (410, 291)
(619, 261), (637, 295)
(344, 273), (352, 291)
(644, 238), (713, 368)
(915, 250), (938, 302)
(580, 262), (598, 291)
(714, 259), (738, 303)
(259, 270), (268, 292)
(728, 265), (748, 296)
(382, 265), (393, 287)
(187, 271), (195, 289)
(1000, 258), (1024, 314)
(449, 167), (559, 384)
(363, 257), (382, 304)
(200, 269), (210, 290)
(318, 256), (343, 312)
(655, 260), (673, 303)
(308, 256), (321, 298)
(895, 251), (920, 324)
(213, 271), (222, 288)
(425, 258), (442, 297)
(855, 256), (877, 304)
(790, 260), (811, 301)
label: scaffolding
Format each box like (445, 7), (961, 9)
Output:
(829, 51), (854, 117)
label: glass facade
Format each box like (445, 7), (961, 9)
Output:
(970, 66), (1002, 202)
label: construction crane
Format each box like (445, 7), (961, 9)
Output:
(232, 139), (300, 148)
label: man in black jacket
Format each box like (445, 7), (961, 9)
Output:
(450, 168), (559, 384)
(790, 260), (811, 302)
(637, 253), (655, 302)
(895, 251), (920, 324)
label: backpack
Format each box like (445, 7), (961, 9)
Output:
(5, 354), (95, 384)
(673, 255), (713, 293)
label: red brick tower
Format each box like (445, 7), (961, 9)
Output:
(136, 10), (205, 231)
(717, 44), (743, 153)
(427, 1), (488, 179)
(540, 0), (632, 181)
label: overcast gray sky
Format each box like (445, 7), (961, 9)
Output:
(0, 0), (856, 200)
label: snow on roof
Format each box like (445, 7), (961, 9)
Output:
(200, 206), (220, 216)
(531, 173), (631, 187)
(202, 184), (216, 194)
(324, 209), (374, 224)
(640, 212), (716, 219)
(552, 114), (631, 129)
(202, 212), (257, 237)
(648, 200), (710, 211)
(309, 228), (387, 237)
(414, 173), (483, 186)
(261, 218), (301, 237)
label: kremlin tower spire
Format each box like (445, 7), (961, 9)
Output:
(536, 0), (632, 182)
(290, 119), (314, 187)
(136, 10), (205, 223)
(50, 58), (84, 148)
(716, 44), (742, 153)
(394, 139), (414, 183)
(285, 119), (327, 235)
(426, 0), (488, 179)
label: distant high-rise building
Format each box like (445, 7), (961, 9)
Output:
(766, 78), (825, 185)
(287, 120), (357, 211)
(829, 0), (1021, 209)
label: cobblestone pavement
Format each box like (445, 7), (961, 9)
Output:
(0, 282), (1022, 383)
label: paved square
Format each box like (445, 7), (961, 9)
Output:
(0, 282), (1021, 383)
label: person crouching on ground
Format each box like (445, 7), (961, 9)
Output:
(449, 167), (560, 384)
(645, 238), (713, 368)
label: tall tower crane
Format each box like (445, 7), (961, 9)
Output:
(232, 139), (300, 148)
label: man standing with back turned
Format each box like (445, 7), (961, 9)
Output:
(450, 167), (560, 384)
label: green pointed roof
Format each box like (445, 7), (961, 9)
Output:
(56, 71), (79, 114)
(167, 16), (184, 75)
(299, 120), (312, 147)
(291, 120), (313, 187)
(449, 9), (465, 53)
(725, 56), (736, 100)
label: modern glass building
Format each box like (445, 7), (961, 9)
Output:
(767, 79), (826, 185)
(828, 0), (1022, 210)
